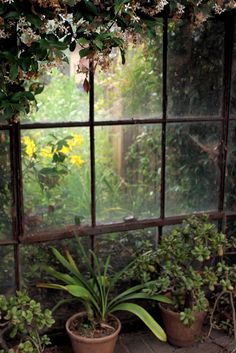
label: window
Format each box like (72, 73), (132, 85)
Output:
(0, 15), (235, 292)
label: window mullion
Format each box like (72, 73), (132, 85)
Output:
(160, 16), (168, 232)
(218, 15), (235, 216)
(89, 61), (96, 252)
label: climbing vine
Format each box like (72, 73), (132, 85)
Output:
(0, 0), (235, 122)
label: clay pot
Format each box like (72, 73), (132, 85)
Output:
(159, 304), (206, 347)
(66, 312), (121, 353)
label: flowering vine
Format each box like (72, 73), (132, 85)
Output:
(0, 0), (235, 122)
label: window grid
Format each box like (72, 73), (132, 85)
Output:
(0, 15), (235, 290)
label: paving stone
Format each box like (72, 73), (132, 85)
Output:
(142, 333), (175, 353)
(119, 333), (155, 353)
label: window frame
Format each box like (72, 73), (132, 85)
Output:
(0, 14), (235, 290)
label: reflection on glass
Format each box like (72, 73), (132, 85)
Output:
(95, 30), (162, 121)
(22, 128), (91, 233)
(166, 123), (220, 216)
(95, 229), (157, 276)
(168, 20), (224, 117)
(225, 122), (236, 210)
(20, 238), (89, 288)
(0, 246), (15, 294)
(0, 132), (12, 239)
(95, 125), (161, 222)
(230, 26), (236, 117)
(20, 237), (90, 314)
(23, 61), (89, 123)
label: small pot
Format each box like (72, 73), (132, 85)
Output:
(66, 312), (121, 353)
(159, 304), (206, 347)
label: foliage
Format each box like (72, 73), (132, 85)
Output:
(0, 291), (54, 353)
(25, 68), (89, 123)
(0, 0), (235, 122)
(0, 132), (11, 239)
(22, 126), (90, 231)
(128, 215), (235, 327)
(37, 236), (172, 342)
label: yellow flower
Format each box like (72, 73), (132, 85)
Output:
(70, 155), (84, 167)
(68, 134), (83, 148)
(40, 146), (53, 158)
(22, 136), (37, 158)
(60, 145), (71, 155)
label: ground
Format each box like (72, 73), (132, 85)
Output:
(52, 329), (235, 353)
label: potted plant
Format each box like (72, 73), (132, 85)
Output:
(0, 290), (55, 353)
(153, 215), (234, 347)
(127, 215), (231, 347)
(38, 237), (171, 353)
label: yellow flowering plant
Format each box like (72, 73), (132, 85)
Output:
(22, 132), (85, 192)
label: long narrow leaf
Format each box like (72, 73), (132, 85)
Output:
(109, 293), (172, 310)
(66, 285), (101, 314)
(51, 247), (81, 278)
(64, 249), (81, 277)
(37, 283), (67, 290)
(44, 266), (80, 285)
(110, 303), (166, 342)
(108, 281), (157, 307)
(51, 247), (97, 297)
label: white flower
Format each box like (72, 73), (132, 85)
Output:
(0, 29), (10, 39)
(176, 2), (185, 15)
(213, 4), (225, 14)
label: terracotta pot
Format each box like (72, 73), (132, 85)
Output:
(159, 304), (206, 347)
(66, 312), (121, 353)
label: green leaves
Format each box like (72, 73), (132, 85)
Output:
(111, 303), (166, 341)
(0, 291), (54, 352)
(39, 239), (167, 339)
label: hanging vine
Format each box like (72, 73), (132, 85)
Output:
(0, 0), (235, 122)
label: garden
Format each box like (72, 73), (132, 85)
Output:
(0, 0), (236, 352)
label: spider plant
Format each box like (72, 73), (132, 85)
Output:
(38, 237), (171, 341)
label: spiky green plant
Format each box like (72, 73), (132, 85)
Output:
(38, 237), (171, 341)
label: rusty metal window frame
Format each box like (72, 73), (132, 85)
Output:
(0, 14), (235, 290)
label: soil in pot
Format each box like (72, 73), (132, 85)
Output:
(66, 312), (121, 353)
(159, 304), (206, 347)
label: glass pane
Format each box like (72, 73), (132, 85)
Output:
(95, 125), (161, 223)
(95, 29), (162, 121)
(22, 128), (91, 234)
(22, 62), (89, 123)
(20, 237), (89, 288)
(166, 123), (221, 216)
(230, 24), (236, 117)
(0, 131), (12, 240)
(95, 229), (157, 275)
(168, 20), (224, 118)
(20, 237), (90, 321)
(225, 122), (236, 210)
(0, 246), (15, 294)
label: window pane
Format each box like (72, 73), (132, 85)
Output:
(95, 29), (162, 121)
(0, 246), (15, 294)
(22, 66), (89, 123)
(168, 20), (224, 118)
(20, 238), (90, 320)
(95, 229), (157, 274)
(230, 24), (236, 117)
(0, 131), (12, 240)
(20, 238), (90, 289)
(22, 128), (91, 234)
(96, 125), (161, 223)
(225, 122), (236, 210)
(166, 123), (221, 216)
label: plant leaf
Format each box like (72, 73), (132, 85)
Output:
(110, 302), (166, 342)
